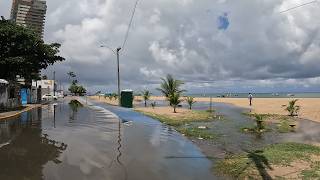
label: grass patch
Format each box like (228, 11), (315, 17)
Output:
(301, 161), (320, 179)
(177, 127), (218, 140)
(136, 109), (219, 139)
(243, 112), (270, 118)
(243, 113), (297, 134)
(215, 143), (320, 179)
(277, 118), (296, 133)
(240, 126), (270, 134)
(136, 110), (215, 127)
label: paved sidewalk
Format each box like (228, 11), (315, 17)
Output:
(0, 104), (42, 120)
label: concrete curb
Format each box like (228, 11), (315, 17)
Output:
(0, 104), (42, 120)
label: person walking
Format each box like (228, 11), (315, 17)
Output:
(248, 93), (253, 106)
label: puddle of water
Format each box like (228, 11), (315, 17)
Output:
(0, 99), (216, 180)
(135, 100), (320, 154)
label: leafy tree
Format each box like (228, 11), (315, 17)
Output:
(68, 81), (86, 96)
(284, 99), (300, 116)
(76, 85), (86, 96)
(186, 96), (196, 110)
(68, 83), (78, 95)
(67, 71), (76, 83)
(42, 75), (48, 80)
(168, 92), (182, 113)
(72, 79), (78, 84)
(0, 20), (64, 81)
(141, 90), (151, 107)
(67, 71), (76, 79)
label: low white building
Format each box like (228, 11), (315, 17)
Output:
(0, 79), (9, 107)
(32, 80), (56, 96)
(0, 79), (21, 109)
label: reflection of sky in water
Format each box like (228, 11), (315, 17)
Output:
(0, 100), (215, 180)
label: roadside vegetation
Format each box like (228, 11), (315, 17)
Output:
(215, 143), (320, 179)
(277, 117), (296, 133)
(186, 96), (196, 110)
(156, 74), (185, 113)
(135, 75), (221, 140)
(141, 90), (151, 107)
(177, 126), (218, 140)
(136, 109), (215, 127)
(67, 72), (87, 96)
(242, 99), (301, 134)
(0, 19), (64, 82)
(242, 113), (297, 134)
(137, 109), (218, 140)
(284, 99), (300, 116)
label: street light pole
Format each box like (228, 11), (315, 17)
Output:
(116, 47), (121, 106)
(100, 45), (122, 106)
(53, 71), (56, 96)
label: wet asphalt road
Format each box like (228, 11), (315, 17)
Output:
(0, 98), (216, 180)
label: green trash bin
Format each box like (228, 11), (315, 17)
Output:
(121, 90), (133, 108)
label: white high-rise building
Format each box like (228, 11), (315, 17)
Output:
(10, 0), (47, 38)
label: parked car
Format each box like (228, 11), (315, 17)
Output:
(56, 93), (64, 98)
(42, 94), (57, 101)
(58, 94), (64, 98)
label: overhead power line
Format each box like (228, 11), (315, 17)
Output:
(121, 0), (140, 51)
(280, 0), (318, 13)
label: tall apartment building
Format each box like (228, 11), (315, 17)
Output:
(10, 0), (47, 38)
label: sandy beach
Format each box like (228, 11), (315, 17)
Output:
(135, 106), (192, 117)
(138, 96), (320, 123)
(88, 96), (119, 106)
(89, 95), (142, 106)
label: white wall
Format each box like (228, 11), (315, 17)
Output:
(0, 84), (8, 106)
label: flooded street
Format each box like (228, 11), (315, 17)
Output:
(136, 100), (320, 155)
(0, 99), (216, 180)
(1, 98), (319, 180)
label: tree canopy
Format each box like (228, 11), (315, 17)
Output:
(157, 74), (185, 113)
(68, 81), (86, 96)
(0, 20), (65, 81)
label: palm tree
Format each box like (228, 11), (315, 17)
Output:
(156, 74), (185, 107)
(151, 102), (156, 109)
(186, 96), (196, 109)
(112, 93), (118, 100)
(284, 99), (300, 116)
(67, 71), (76, 78)
(169, 92), (182, 113)
(157, 74), (185, 112)
(254, 114), (264, 131)
(156, 74), (185, 99)
(141, 90), (151, 107)
(67, 71), (76, 83)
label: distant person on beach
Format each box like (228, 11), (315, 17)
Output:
(248, 93), (253, 106)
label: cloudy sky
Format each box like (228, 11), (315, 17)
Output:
(1, 0), (320, 94)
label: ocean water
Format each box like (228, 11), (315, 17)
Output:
(188, 92), (320, 98)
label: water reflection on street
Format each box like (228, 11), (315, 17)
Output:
(0, 99), (215, 180)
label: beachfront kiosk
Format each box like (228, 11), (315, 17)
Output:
(121, 89), (133, 108)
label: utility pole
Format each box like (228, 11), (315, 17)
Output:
(210, 97), (213, 112)
(53, 71), (56, 96)
(116, 47), (122, 106)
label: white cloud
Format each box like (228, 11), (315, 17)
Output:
(2, 0), (320, 93)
